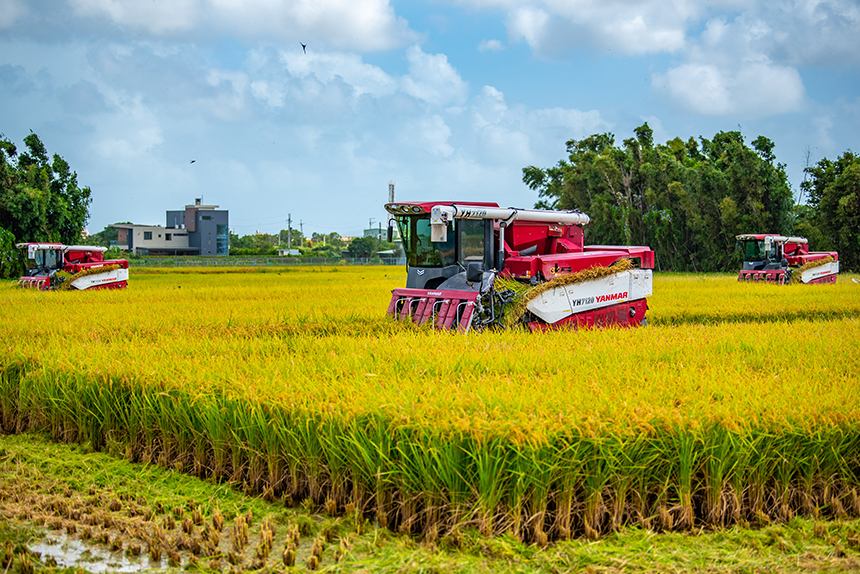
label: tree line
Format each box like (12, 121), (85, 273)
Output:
(2, 129), (857, 277)
(524, 123), (858, 272)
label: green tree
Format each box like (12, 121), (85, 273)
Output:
(523, 124), (794, 272)
(0, 132), (92, 244)
(85, 224), (124, 247)
(801, 151), (860, 271)
(279, 228), (304, 248)
(347, 236), (376, 258)
(0, 226), (24, 279)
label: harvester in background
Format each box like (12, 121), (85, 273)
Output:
(16, 243), (129, 290)
(735, 234), (838, 285)
(385, 201), (655, 332)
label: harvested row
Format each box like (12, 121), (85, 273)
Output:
(2, 269), (860, 542)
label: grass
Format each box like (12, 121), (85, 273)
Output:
(2, 431), (860, 573)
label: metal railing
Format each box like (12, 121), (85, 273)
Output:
(128, 256), (407, 267)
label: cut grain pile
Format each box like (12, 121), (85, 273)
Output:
(790, 256), (835, 284)
(57, 264), (123, 290)
(495, 258), (634, 326)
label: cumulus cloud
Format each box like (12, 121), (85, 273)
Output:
(654, 61), (805, 116)
(69, 0), (200, 34)
(464, 85), (608, 165)
(401, 46), (468, 107)
(281, 51), (397, 98)
(406, 114), (454, 157)
(504, 1), (697, 56)
(463, 0), (860, 61)
(649, 3), (835, 117)
(90, 95), (164, 160)
(66, 0), (415, 50)
(698, 1), (860, 67)
(0, 0), (27, 28)
(205, 69), (250, 118)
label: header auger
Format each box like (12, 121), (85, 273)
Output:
(385, 201), (655, 332)
(735, 234), (839, 285)
(16, 243), (129, 290)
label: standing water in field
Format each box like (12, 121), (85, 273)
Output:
(30, 532), (160, 573)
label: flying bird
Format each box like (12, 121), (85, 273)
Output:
(301, 43), (307, 54)
(190, 160), (196, 164)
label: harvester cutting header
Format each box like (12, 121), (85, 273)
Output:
(385, 201), (655, 332)
(16, 243), (129, 290)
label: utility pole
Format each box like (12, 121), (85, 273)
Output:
(287, 214), (291, 249)
(300, 220), (303, 245)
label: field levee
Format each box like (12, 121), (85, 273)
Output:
(2, 268), (859, 542)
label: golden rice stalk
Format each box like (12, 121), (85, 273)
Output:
(790, 256), (835, 284)
(498, 258), (634, 326)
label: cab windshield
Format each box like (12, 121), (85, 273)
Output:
(396, 215), (456, 267)
(395, 215), (487, 268)
(739, 239), (776, 261)
(26, 248), (62, 271)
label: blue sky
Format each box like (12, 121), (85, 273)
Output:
(1, 0), (857, 238)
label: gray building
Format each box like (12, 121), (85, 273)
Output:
(113, 198), (229, 256)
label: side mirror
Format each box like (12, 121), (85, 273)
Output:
(467, 262), (483, 283)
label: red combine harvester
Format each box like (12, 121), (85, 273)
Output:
(385, 201), (655, 332)
(16, 243), (130, 290)
(736, 234), (838, 285)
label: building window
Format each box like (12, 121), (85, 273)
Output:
(144, 231), (152, 240)
(166, 234), (172, 241)
(216, 224), (229, 255)
(201, 215), (213, 221)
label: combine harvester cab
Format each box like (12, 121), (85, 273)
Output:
(736, 234), (838, 285)
(385, 201), (655, 332)
(16, 243), (130, 290)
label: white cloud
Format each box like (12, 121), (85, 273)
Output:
(205, 69), (250, 118)
(464, 85), (608, 166)
(401, 46), (468, 107)
(505, 1), (695, 56)
(69, 0), (200, 34)
(66, 0), (415, 50)
(654, 61), (805, 116)
(281, 51), (397, 98)
(462, 0), (859, 68)
(407, 114), (454, 157)
(473, 85), (507, 126)
(507, 8), (550, 51)
(703, 1), (860, 67)
(528, 107), (606, 135)
(90, 96), (164, 160)
(478, 39), (504, 52)
(250, 80), (285, 108)
(0, 0), (27, 28)
(209, 0), (414, 51)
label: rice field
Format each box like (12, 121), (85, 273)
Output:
(2, 267), (859, 543)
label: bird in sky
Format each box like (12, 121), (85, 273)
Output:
(300, 43), (307, 54)
(190, 160), (196, 164)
